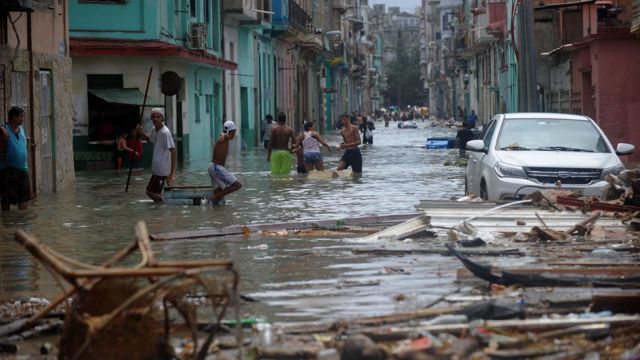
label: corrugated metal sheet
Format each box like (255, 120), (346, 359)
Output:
(417, 200), (628, 234)
(632, 0), (640, 34)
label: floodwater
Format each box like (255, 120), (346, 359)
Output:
(0, 121), (467, 322)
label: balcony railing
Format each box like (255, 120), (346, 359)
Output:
(289, 0), (309, 33)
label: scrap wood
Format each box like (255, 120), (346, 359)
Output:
(456, 266), (640, 282)
(446, 243), (640, 287)
(557, 196), (640, 213)
(529, 226), (567, 241)
(352, 247), (524, 257)
(590, 293), (640, 313)
(152, 213), (421, 241)
(257, 344), (325, 359)
(565, 211), (602, 235)
(364, 315), (640, 339)
(12, 222), (241, 360)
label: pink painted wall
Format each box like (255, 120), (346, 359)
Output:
(589, 38), (640, 164)
(6, 1), (68, 56)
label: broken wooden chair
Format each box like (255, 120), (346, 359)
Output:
(11, 221), (240, 360)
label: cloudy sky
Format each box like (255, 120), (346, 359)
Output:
(369, 0), (421, 12)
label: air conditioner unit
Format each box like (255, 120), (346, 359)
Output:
(0, 0), (32, 11)
(189, 23), (208, 50)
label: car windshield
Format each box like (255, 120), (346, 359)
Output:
(496, 118), (610, 153)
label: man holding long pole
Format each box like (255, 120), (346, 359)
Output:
(136, 108), (176, 202)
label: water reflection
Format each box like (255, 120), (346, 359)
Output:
(0, 123), (465, 320)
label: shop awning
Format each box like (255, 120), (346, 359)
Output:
(88, 88), (164, 107)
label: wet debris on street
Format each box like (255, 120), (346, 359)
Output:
(2, 184), (640, 358)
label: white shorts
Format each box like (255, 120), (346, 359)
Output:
(208, 163), (238, 189)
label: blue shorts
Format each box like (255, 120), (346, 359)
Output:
(340, 148), (362, 173)
(303, 152), (323, 165)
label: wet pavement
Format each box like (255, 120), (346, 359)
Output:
(0, 121), (466, 322)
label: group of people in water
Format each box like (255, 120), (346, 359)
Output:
(266, 112), (365, 176)
(139, 108), (374, 205)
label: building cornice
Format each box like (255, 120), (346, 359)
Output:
(70, 38), (237, 70)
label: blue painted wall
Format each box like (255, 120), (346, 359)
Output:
(238, 27), (257, 147)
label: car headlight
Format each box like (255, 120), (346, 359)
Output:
(601, 164), (625, 179)
(494, 163), (527, 178)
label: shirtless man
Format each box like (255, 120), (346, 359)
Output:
(337, 113), (363, 173)
(208, 120), (242, 203)
(267, 112), (296, 175)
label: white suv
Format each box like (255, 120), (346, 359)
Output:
(465, 113), (635, 201)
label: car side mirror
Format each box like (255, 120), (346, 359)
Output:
(616, 143), (635, 156)
(466, 139), (486, 153)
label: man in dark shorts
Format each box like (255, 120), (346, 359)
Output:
(0, 107), (31, 210)
(337, 114), (363, 173)
(136, 108), (176, 202)
(456, 120), (474, 158)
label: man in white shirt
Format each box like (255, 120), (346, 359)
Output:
(137, 108), (176, 202)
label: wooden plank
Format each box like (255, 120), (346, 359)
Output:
(353, 247), (525, 257)
(151, 213), (422, 241)
(457, 267), (640, 281)
(546, 261), (639, 267)
(591, 293), (640, 313)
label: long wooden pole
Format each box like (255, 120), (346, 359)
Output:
(126, 67), (153, 192)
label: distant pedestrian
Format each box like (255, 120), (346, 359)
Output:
(456, 121), (474, 158)
(299, 121), (331, 172)
(467, 110), (478, 128)
(208, 120), (242, 203)
(136, 108), (176, 202)
(126, 128), (143, 169)
(0, 106), (31, 210)
(291, 132), (307, 174)
(114, 130), (139, 171)
(267, 112), (296, 175)
(337, 114), (363, 173)
(261, 114), (274, 149)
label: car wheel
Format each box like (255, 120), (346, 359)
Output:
(480, 180), (488, 200)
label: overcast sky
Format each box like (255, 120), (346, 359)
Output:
(369, 0), (421, 12)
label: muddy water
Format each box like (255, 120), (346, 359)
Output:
(0, 121), (466, 322)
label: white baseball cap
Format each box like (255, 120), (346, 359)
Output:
(224, 120), (237, 132)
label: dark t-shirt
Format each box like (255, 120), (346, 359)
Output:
(456, 129), (474, 150)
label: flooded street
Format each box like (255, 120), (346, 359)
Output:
(0, 122), (466, 322)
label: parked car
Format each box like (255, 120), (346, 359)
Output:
(465, 113), (635, 201)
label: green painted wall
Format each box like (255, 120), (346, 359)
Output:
(238, 28), (257, 147)
(186, 65), (223, 163)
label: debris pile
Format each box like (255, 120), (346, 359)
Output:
(1, 222), (240, 359)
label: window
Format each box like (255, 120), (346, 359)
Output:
(204, 0), (209, 23)
(79, 0), (128, 3)
(195, 94), (201, 123)
(205, 94), (211, 113)
(10, 71), (30, 138)
(86, 74), (137, 143)
(0, 13), (6, 45)
(87, 74), (123, 89)
(190, 0), (196, 18)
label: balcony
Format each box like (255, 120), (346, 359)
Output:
(333, 0), (346, 11)
(486, 1), (506, 38)
(472, 13), (495, 45)
(223, 0), (257, 21)
(272, 0), (289, 31)
(289, 0), (309, 34)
